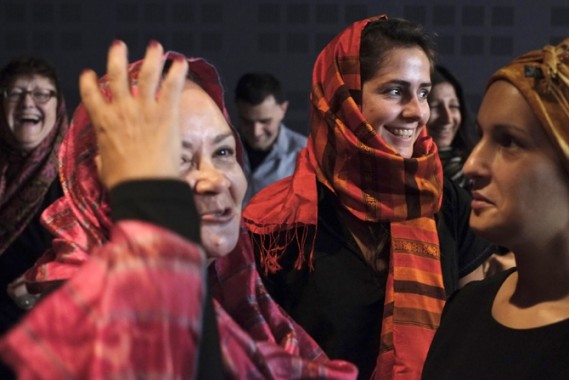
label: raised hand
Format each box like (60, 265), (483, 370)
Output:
(79, 40), (189, 189)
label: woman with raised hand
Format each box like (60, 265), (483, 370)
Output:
(0, 41), (357, 379)
(423, 38), (569, 379)
(243, 15), (494, 379)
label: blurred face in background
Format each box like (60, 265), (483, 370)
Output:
(427, 82), (461, 148)
(3, 74), (58, 151)
(236, 95), (288, 152)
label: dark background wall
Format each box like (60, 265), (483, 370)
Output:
(1, 0), (567, 135)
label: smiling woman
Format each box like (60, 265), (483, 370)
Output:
(0, 56), (68, 341)
(243, 14), (495, 379)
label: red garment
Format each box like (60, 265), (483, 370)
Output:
(0, 92), (68, 254)
(244, 15), (445, 379)
(0, 221), (356, 379)
(4, 53), (357, 379)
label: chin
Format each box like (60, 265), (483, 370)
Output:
(201, 230), (239, 259)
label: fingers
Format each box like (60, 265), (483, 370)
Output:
(138, 40), (165, 100)
(158, 55), (189, 120)
(79, 69), (105, 126)
(106, 40), (131, 101)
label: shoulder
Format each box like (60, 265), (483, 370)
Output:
(279, 125), (307, 149)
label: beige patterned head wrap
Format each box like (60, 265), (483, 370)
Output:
(488, 38), (569, 169)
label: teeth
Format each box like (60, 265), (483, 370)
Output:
(390, 128), (414, 137)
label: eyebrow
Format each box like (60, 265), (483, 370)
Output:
(181, 131), (234, 149)
(387, 79), (432, 88)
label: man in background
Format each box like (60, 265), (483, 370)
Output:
(235, 72), (307, 204)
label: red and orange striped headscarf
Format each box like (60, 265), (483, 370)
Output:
(244, 15), (445, 379)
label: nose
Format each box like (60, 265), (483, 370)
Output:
(439, 105), (452, 123)
(253, 123), (265, 138)
(402, 95), (427, 123)
(463, 140), (490, 186)
(185, 161), (231, 194)
(19, 91), (36, 107)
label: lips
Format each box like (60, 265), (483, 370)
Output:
(17, 114), (41, 124)
(199, 207), (235, 223)
(385, 126), (415, 139)
(470, 191), (493, 211)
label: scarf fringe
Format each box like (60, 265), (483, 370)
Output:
(250, 224), (317, 275)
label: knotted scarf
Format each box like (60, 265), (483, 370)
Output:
(0, 90), (68, 255)
(244, 15), (446, 379)
(487, 38), (569, 170)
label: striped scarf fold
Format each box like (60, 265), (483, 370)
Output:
(244, 14), (445, 379)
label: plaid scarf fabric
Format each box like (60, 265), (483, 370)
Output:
(488, 38), (569, 171)
(0, 95), (68, 255)
(244, 15), (445, 379)
(1, 221), (356, 379)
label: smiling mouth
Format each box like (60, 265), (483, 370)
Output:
(385, 127), (414, 139)
(18, 116), (41, 125)
(200, 208), (234, 223)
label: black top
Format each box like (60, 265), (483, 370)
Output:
(255, 178), (495, 380)
(0, 179), (63, 336)
(422, 268), (569, 380)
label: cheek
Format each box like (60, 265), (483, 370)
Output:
(43, 103), (58, 125)
(420, 103), (430, 124)
(229, 169), (248, 206)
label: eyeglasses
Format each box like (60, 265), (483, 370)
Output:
(2, 88), (57, 104)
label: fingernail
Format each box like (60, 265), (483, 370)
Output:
(148, 40), (159, 48)
(111, 39), (123, 47)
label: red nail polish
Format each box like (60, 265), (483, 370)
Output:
(111, 39), (123, 47)
(148, 40), (159, 48)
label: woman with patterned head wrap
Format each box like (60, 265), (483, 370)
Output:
(243, 15), (494, 379)
(0, 56), (68, 334)
(422, 38), (569, 379)
(0, 42), (357, 379)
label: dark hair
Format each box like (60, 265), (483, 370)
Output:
(429, 65), (476, 154)
(360, 17), (436, 84)
(235, 72), (285, 105)
(0, 56), (61, 101)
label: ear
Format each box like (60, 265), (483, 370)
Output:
(280, 100), (289, 114)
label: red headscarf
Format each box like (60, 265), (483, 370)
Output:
(0, 86), (68, 255)
(244, 15), (446, 379)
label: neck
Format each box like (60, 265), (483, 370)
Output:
(509, 235), (569, 305)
